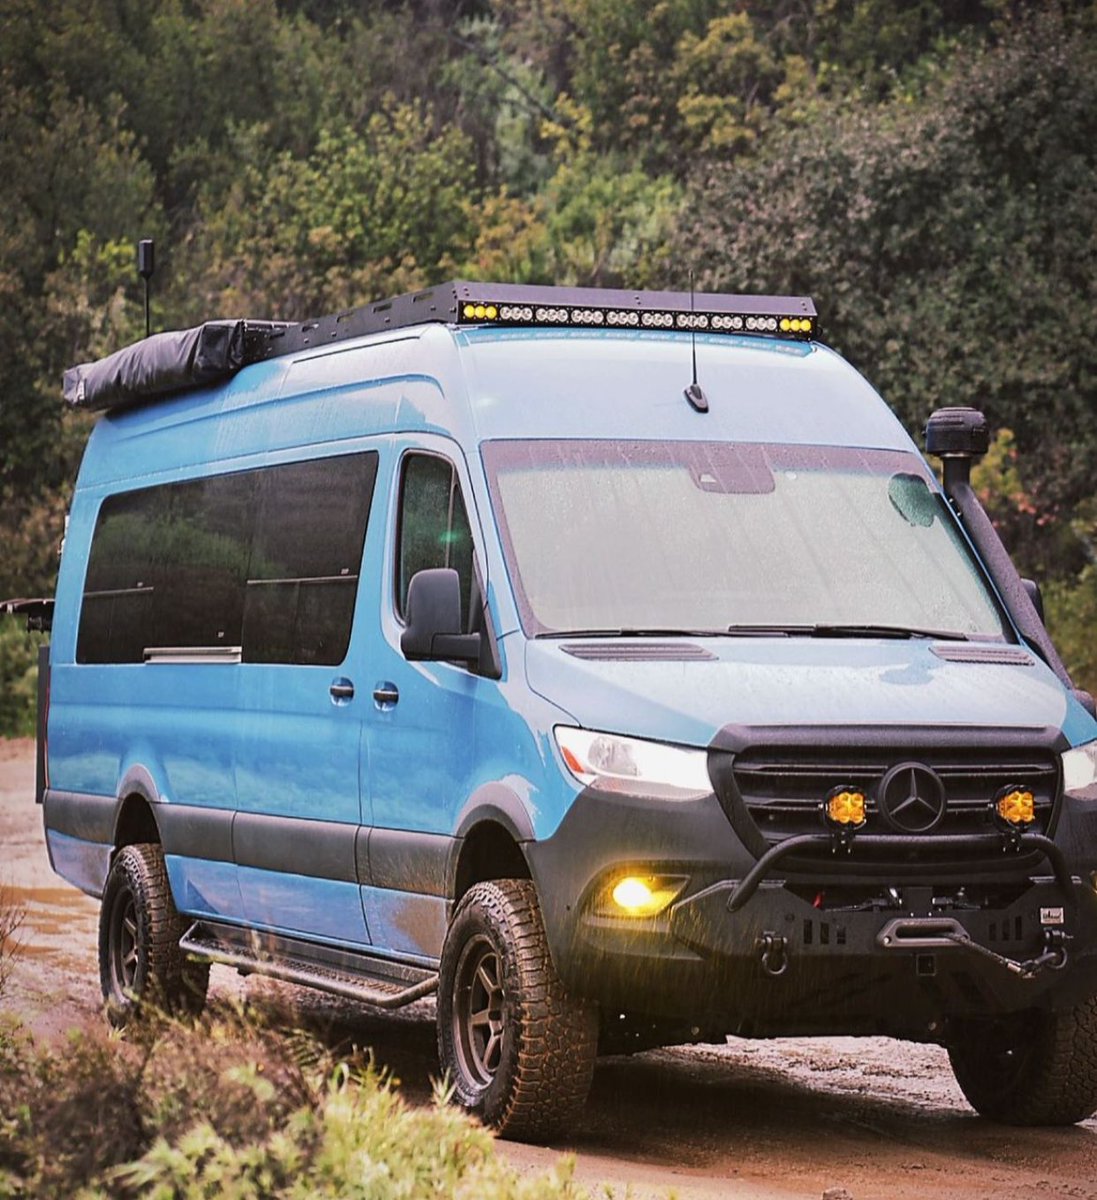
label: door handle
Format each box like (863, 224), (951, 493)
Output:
(329, 680), (355, 702)
(372, 683), (399, 707)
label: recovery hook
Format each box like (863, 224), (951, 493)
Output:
(757, 931), (789, 978)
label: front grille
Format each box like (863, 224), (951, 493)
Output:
(730, 744), (1059, 849)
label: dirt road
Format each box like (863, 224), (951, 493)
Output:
(3, 738), (1096, 1199)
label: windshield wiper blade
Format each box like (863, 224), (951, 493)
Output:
(539, 627), (724, 639)
(724, 624), (812, 637)
(724, 622), (970, 640)
(808, 623), (970, 641)
(544, 624), (972, 641)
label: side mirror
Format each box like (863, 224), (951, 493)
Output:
(400, 568), (481, 664)
(1022, 578), (1045, 624)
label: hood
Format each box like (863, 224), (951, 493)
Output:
(523, 636), (1073, 748)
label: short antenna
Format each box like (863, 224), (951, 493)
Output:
(683, 269), (709, 413)
(137, 239), (155, 339)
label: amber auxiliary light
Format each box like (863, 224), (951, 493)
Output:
(823, 786), (867, 828)
(995, 786), (1035, 828)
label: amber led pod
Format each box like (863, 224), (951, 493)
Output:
(824, 787), (867, 828)
(995, 787), (1035, 827)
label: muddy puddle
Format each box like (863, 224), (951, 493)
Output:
(5, 885), (97, 959)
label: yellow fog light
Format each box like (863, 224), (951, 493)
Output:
(824, 788), (866, 827)
(604, 875), (686, 918)
(996, 787), (1035, 827)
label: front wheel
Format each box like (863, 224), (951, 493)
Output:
(99, 842), (209, 1027)
(437, 878), (597, 1141)
(948, 1000), (1097, 1125)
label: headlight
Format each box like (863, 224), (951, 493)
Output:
(1062, 740), (1097, 801)
(554, 726), (712, 801)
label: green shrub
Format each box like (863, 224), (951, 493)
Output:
(0, 1010), (595, 1200)
(1046, 568), (1097, 701)
(0, 619), (42, 738)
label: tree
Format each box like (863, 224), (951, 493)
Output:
(177, 102), (480, 322)
(673, 8), (1097, 571)
(0, 74), (160, 612)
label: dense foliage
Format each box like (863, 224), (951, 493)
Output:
(0, 1008), (590, 1198)
(0, 0), (1095, 724)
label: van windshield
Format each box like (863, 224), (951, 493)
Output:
(481, 440), (1009, 640)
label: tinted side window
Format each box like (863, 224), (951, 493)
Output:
(244, 454), (378, 664)
(156, 471), (255, 651)
(79, 486), (168, 664)
(397, 454), (475, 632)
(77, 452), (377, 665)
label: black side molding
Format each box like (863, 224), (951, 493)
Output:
(35, 644), (49, 805)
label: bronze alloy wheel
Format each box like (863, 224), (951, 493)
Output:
(106, 881), (141, 1000)
(452, 933), (507, 1088)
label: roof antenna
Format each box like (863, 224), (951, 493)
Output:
(137, 239), (155, 339)
(683, 269), (709, 413)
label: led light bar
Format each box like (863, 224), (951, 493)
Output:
(246, 281), (818, 365)
(454, 282), (817, 341)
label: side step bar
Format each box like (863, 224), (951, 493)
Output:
(180, 924), (438, 1011)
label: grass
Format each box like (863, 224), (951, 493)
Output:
(0, 891), (21, 999)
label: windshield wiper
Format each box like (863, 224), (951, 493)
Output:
(538, 627), (725, 639)
(725, 622), (970, 641)
(541, 624), (972, 641)
(811, 623), (970, 640)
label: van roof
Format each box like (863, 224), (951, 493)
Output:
(457, 328), (910, 450)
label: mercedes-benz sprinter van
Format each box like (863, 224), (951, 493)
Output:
(21, 281), (1097, 1139)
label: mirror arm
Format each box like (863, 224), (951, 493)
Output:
(432, 632), (482, 663)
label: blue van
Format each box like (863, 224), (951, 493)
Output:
(22, 281), (1097, 1139)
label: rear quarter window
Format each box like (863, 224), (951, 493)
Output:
(77, 452), (378, 665)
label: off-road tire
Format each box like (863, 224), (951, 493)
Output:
(437, 878), (598, 1141)
(948, 999), (1097, 1125)
(99, 842), (209, 1027)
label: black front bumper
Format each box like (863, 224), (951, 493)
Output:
(526, 789), (1097, 1040)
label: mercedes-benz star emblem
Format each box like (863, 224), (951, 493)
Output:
(877, 762), (947, 833)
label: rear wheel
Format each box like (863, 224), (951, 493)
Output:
(437, 878), (597, 1141)
(948, 1000), (1097, 1125)
(99, 842), (209, 1026)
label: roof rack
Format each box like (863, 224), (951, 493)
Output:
(251, 280), (818, 362)
(64, 281), (818, 413)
